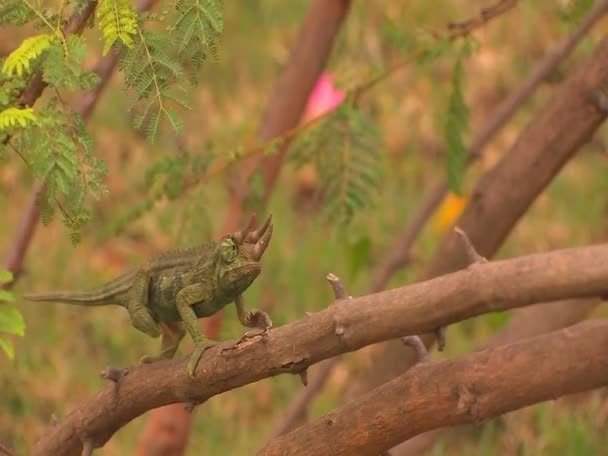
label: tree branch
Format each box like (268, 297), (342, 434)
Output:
(259, 320), (608, 456)
(270, 3), (606, 433)
(370, 0), (608, 293)
(347, 32), (608, 402)
(33, 243), (608, 455)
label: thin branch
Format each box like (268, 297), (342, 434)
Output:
(1, 0), (157, 283)
(350, 24), (608, 456)
(33, 243), (608, 455)
(259, 320), (608, 456)
(370, 0), (608, 293)
(454, 226), (487, 264)
(400, 336), (428, 362)
(447, 0), (518, 36)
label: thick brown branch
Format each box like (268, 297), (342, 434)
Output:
(348, 33), (608, 402)
(33, 243), (608, 455)
(259, 320), (608, 456)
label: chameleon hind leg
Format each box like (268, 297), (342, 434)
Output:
(127, 266), (160, 338)
(140, 321), (185, 364)
(235, 295), (272, 331)
(176, 284), (217, 379)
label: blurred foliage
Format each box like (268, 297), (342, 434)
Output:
(0, 270), (25, 360)
(1, 0), (607, 454)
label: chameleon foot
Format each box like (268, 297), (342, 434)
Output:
(187, 341), (217, 379)
(247, 309), (273, 330)
(129, 307), (161, 338)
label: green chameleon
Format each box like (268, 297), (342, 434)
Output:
(26, 215), (273, 378)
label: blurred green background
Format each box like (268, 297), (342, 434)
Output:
(1, 1), (608, 454)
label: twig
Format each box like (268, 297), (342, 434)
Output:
(401, 336), (429, 362)
(351, 24), (608, 456)
(259, 321), (608, 455)
(454, 226), (487, 265)
(32, 243), (608, 455)
(1, 0), (157, 284)
(448, 0), (518, 36)
(266, 0), (608, 441)
(433, 327), (446, 352)
(0, 442), (15, 456)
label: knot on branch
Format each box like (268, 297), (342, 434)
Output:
(455, 383), (481, 423)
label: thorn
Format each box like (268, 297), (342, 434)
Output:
(81, 439), (94, 456)
(99, 367), (127, 383)
(435, 327), (446, 352)
(591, 87), (608, 114)
(335, 325), (345, 337)
(326, 273), (348, 300)
(298, 369), (309, 386)
(184, 402), (196, 413)
(401, 335), (429, 362)
(454, 226), (487, 265)
(49, 414), (58, 427)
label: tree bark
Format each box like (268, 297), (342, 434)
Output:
(346, 36), (608, 398)
(259, 320), (608, 456)
(33, 242), (608, 455)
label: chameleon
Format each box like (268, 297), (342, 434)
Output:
(25, 214), (273, 378)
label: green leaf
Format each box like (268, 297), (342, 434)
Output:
(0, 336), (15, 359)
(444, 58), (469, 195)
(347, 235), (371, 281)
(2, 33), (55, 77)
(0, 306), (25, 336)
(0, 269), (13, 284)
(0, 290), (15, 302)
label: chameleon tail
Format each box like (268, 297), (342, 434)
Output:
(24, 290), (122, 306)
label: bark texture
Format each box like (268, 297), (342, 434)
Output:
(33, 243), (608, 455)
(260, 320), (608, 456)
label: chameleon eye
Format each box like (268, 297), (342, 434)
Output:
(220, 237), (238, 263)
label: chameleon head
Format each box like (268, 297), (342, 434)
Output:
(215, 214), (273, 295)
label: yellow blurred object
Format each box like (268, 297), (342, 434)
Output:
(432, 192), (468, 234)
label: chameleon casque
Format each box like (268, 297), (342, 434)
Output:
(26, 215), (273, 378)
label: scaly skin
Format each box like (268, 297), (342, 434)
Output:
(25, 215), (274, 378)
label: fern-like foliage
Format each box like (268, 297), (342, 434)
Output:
(120, 29), (190, 142)
(444, 57), (469, 196)
(291, 102), (383, 225)
(0, 107), (37, 130)
(172, 0), (223, 78)
(42, 36), (100, 91)
(2, 34), (55, 77)
(14, 100), (107, 244)
(97, 0), (139, 55)
(0, 269), (25, 360)
(0, 0), (35, 25)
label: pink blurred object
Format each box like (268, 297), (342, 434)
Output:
(302, 73), (345, 122)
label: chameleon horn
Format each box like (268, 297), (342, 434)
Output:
(253, 222), (273, 260)
(233, 213), (257, 243)
(248, 214), (272, 243)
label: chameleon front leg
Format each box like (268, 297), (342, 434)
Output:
(140, 321), (185, 364)
(176, 284), (217, 378)
(235, 294), (272, 331)
(127, 266), (161, 338)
